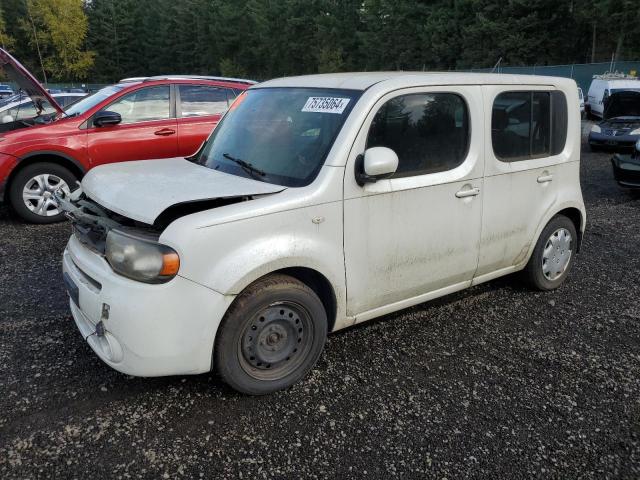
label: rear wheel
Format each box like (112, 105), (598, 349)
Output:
(215, 274), (327, 395)
(8, 162), (78, 224)
(523, 215), (577, 291)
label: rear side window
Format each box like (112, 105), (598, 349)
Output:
(366, 93), (470, 178)
(492, 90), (568, 161)
(178, 85), (230, 117)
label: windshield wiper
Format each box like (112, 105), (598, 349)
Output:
(223, 152), (266, 177)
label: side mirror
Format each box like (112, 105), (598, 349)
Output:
(93, 110), (122, 127)
(354, 147), (399, 186)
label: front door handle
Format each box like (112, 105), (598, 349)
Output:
(455, 187), (481, 198)
(537, 173), (553, 183)
(154, 128), (176, 136)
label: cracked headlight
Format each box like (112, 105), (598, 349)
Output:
(105, 230), (180, 283)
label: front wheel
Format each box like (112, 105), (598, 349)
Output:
(215, 274), (328, 395)
(523, 215), (577, 291)
(8, 162), (78, 223)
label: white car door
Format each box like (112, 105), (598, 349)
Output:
(475, 86), (565, 280)
(343, 86), (484, 320)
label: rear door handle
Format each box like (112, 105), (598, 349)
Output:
(154, 128), (176, 136)
(455, 187), (481, 198)
(537, 174), (553, 183)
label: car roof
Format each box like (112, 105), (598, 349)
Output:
(256, 72), (576, 91)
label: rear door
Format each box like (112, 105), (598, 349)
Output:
(476, 86), (566, 279)
(176, 84), (236, 156)
(86, 85), (178, 166)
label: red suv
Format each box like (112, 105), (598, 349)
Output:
(0, 48), (254, 223)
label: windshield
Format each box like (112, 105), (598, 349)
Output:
(197, 87), (359, 187)
(604, 92), (640, 119)
(63, 85), (124, 117)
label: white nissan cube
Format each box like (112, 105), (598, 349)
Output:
(60, 73), (586, 394)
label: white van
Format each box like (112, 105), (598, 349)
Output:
(60, 72), (586, 394)
(587, 73), (640, 118)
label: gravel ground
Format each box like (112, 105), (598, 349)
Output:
(0, 143), (639, 479)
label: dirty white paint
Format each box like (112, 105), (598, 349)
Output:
(65, 72), (586, 378)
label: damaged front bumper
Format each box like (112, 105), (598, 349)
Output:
(59, 189), (234, 377)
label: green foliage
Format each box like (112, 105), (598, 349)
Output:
(0, 5), (14, 50)
(2, 0), (639, 82)
(24, 0), (95, 80)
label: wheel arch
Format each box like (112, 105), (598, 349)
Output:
(228, 265), (340, 334)
(4, 151), (85, 202)
(556, 206), (584, 252)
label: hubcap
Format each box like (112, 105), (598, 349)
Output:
(239, 301), (313, 381)
(22, 174), (70, 217)
(542, 227), (573, 281)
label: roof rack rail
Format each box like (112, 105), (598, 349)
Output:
(118, 75), (258, 85)
(146, 75), (257, 85)
(592, 71), (638, 80)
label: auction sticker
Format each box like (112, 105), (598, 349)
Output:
(302, 97), (350, 114)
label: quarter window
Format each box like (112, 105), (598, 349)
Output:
(492, 90), (568, 161)
(366, 93), (470, 178)
(178, 85), (230, 117)
(107, 86), (171, 124)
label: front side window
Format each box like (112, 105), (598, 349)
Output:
(106, 86), (171, 124)
(179, 85), (230, 117)
(492, 90), (567, 161)
(64, 85), (124, 117)
(198, 87), (359, 187)
(366, 93), (470, 178)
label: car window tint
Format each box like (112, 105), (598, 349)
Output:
(179, 85), (229, 117)
(493, 90), (568, 161)
(366, 93), (470, 178)
(107, 86), (171, 124)
(551, 91), (568, 155)
(492, 92), (531, 159)
(532, 92), (550, 156)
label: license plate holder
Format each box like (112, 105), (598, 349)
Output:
(63, 272), (80, 307)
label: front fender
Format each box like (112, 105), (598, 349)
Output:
(162, 201), (348, 326)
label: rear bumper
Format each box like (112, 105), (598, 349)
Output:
(589, 132), (639, 151)
(611, 155), (640, 188)
(63, 234), (234, 377)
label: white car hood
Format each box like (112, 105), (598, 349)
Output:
(82, 158), (285, 224)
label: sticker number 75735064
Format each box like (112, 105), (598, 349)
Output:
(301, 97), (351, 114)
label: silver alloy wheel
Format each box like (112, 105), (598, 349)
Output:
(22, 173), (71, 217)
(541, 227), (573, 281)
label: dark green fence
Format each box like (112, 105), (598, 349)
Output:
(467, 61), (640, 93)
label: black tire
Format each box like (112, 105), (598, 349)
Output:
(8, 162), (78, 224)
(215, 274), (327, 395)
(523, 215), (577, 291)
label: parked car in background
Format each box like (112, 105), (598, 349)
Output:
(0, 47), (255, 223)
(611, 139), (640, 188)
(0, 83), (13, 99)
(588, 90), (640, 151)
(586, 72), (640, 119)
(0, 92), (86, 123)
(59, 72), (585, 395)
(578, 87), (585, 116)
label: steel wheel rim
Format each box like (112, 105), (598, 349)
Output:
(22, 174), (70, 217)
(238, 301), (314, 381)
(541, 227), (573, 281)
